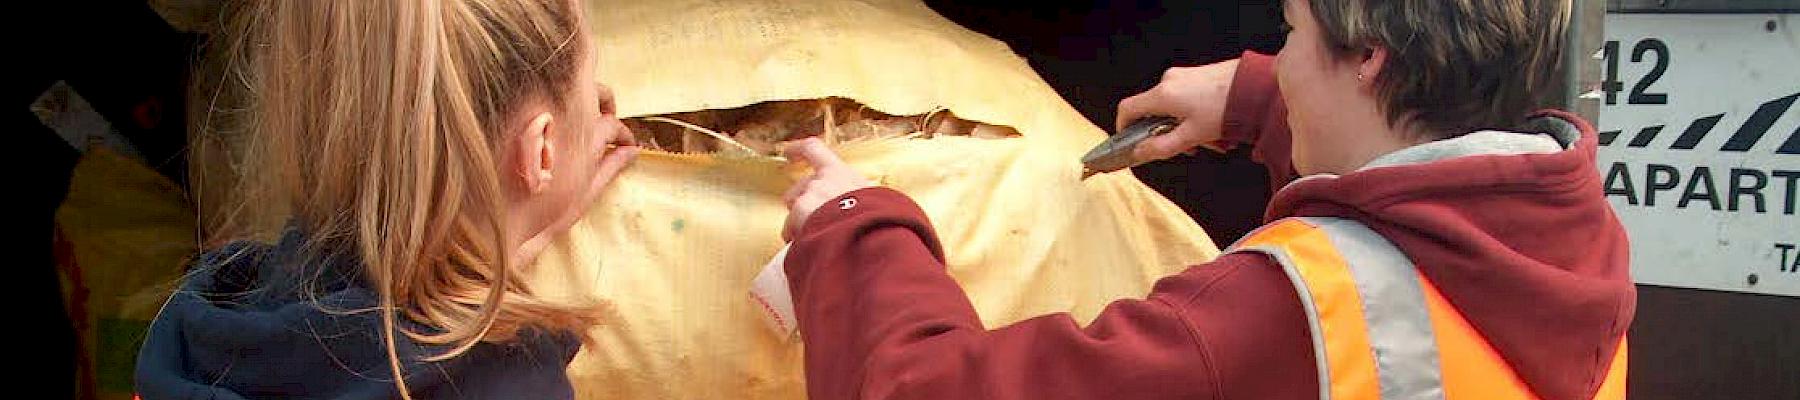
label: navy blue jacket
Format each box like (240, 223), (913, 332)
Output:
(135, 230), (580, 400)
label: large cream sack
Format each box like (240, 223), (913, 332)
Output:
(527, 1), (1221, 398)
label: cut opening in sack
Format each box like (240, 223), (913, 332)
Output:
(623, 97), (1020, 155)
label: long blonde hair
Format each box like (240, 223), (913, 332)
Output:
(193, 0), (599, 394)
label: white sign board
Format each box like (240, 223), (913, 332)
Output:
(1600, 13), (1800, 297)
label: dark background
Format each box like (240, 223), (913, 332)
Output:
(9, 1), (1794, 398)
(926, 0), (1288, 245)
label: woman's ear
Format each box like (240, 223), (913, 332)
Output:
(511, 112), (556, 194)
(1356, 43), (1389, 86)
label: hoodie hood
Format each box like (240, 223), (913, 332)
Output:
(134, 230), (580, 400)
(1267, 111), (1636, 400)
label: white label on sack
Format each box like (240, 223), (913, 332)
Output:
(749, 244), (799, 340)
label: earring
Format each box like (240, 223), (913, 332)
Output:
(1356, 73), (1366, 81)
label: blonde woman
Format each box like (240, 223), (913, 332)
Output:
(134, 1), (637, 399)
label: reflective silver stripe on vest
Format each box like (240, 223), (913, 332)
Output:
(1229, 217), (1446, 400)
(1232, 242), (1336, 400)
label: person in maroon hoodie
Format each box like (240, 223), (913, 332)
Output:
(776, 0), (1635, 399)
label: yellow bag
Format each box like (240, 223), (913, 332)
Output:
(55, 148), (195, 400)
(527, 1), (1221, 398)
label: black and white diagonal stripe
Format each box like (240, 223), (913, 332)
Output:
(1599, 92), (1800, 154)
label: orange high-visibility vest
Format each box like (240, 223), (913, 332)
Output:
(1228, 217), (1628, 400)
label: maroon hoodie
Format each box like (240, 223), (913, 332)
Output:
(783, 51), (1635, 400)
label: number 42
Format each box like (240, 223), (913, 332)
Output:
(1603, 38), (1671, 105)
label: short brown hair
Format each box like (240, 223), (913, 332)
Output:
(1303, 0), (1571, 137)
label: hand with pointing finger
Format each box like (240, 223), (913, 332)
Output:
(782, 138), (873, 241)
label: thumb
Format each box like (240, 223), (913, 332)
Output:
(1115, 90), (1171, 134)
(1131, 123), (1205, 162)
